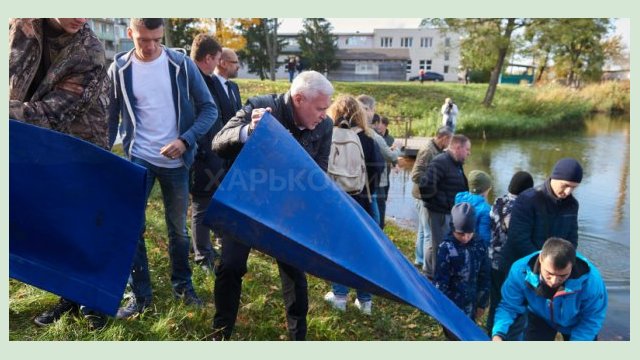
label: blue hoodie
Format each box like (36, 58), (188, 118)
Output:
(492, 252), (608, 340)
(107, 47), (217, 168)
(455, 191), (491, 246)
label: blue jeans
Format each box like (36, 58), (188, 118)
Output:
(331, 283), (372, 302)
(129, 156), (194, 301)
(369, 190), (381, 227)
(414, 199), (431, 268)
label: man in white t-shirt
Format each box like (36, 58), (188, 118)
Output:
(107, 18), (218, 319)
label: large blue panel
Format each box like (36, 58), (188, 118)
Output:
(9, 120), (147, 316)
(205, 114), (489, 340)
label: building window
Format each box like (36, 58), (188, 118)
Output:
(346, 36), (368, 47)
(426, 59), (432, 70)
(380, 37), (393, 48)
(444, 51), (450, 61)
(400, 37), (413, 47)
(445, 37), (451, 47)
(444, 65), (449, 74)
(355, 62), (379, 75)
(420, 37), (433, 48)
(406, 60), (412, 73)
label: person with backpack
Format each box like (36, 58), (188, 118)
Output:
(323, 95), (384, 315)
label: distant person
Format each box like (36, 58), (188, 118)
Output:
(10, 17), (111, 331)
(211, 70), (334, 340)
(485, 170), (534, 337)
(323, 95), (384, 315)
(286, 57), (297, 83)
(419, 68), (425, 84)
(454, 170), (493, 247)
(410, 127), (452, 270)
(441, 98), (459, 132)
(435, 202), (490, 340)
(419, 134), (471, 279)
(492, 237), (607, 341)
(108, 18), (218, 319)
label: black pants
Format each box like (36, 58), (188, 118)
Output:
(213, 235), (308, 340)
(376, 185), (389, 229)
(525, 312), (569, 341)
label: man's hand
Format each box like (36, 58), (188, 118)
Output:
(249, 107), (272, 131)
(160, 139), (187, 160)
(492, 335), (503, 341)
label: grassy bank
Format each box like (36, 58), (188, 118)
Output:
(235, 79), (629, 139)
(9, 181), (447, 340)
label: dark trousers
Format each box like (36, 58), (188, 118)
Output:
(213, 235), (308, 340)
(487, 268), (527, 340)
(524, 312), (593, 341)
(376, 185), (389, 229)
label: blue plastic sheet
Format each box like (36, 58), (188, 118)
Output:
(205, 114), (489, 340)
(9, 120), (147, 316)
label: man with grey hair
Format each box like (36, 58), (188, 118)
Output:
(211, 70), (334, 340)
(410, 126), (453, 271)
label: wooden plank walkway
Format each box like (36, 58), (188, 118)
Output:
(398, 136), (430, 157)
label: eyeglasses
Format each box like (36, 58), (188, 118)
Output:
(226, 60), (239, 64)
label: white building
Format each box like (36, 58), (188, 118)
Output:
(237, 26), (461, 82)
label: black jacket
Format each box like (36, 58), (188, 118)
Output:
(212, 92), (333, 172)
(419, 151), (469, 214)
(500, 179), (579, 272)
(190, 73), (242, 197)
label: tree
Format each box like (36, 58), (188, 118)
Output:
(213, 18), (261, 50)
(525, 19), (613, 87)
(237, 18), (283, 81)
(425, 18), (532, 107)
(164, 18), (210, 50)
(297, 18), (340, 74)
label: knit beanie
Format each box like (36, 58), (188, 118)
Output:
(508, 171), (534, 195)
(468, 170), (492, 194)
(451, 202), (476, 233)
(551, 158), (583, 183)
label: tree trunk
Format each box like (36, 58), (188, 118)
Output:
(164, 19), (174, 47)
(483, 19), (516, 107)
(262, 18), (279, 81)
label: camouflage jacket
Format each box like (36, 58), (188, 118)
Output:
(435, 233), (490, 320)
(9, 18), (110, 148)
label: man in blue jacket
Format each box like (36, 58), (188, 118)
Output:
(492, 237), (607, 341)
(107, 18), (218, 318)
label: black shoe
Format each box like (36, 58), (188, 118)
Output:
(33, 298), (79, 326)
(84, 312), (108, 331)
(116, 297), (151, 319)
(174, 288), (203, 307)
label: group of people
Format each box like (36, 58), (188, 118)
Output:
(410, 125), (608, 340)
(10, 17), (607, 341)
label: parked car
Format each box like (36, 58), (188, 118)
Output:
(409, 71), (445, 82)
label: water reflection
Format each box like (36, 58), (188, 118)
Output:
(387, 115), (630, 340)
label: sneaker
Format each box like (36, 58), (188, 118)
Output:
(116, 297), (151, 319)
(33, 298), (79, 326)
(354, 298), (372, 315)
(175, 288), (203, 307)
(323, 291), (347, 311)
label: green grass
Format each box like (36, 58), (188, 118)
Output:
(234, 79), (629, 139)
(9, 180), (449, 340)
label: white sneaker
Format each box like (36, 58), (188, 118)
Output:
(354, 298), (372, 315)
(323, 291), (347, 311)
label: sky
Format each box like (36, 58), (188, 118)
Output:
(279, 18), (630, 50)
